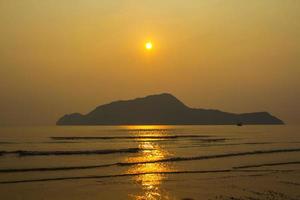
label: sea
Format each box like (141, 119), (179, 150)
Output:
(0, 125), (299, 200)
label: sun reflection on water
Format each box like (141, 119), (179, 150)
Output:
(125, 126), (174, 200)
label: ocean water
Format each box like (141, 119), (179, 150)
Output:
(0, 125), (300, 200)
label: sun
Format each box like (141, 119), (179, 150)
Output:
(145, 41), (153, 50)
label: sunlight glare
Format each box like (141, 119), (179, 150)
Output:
(145, 42), (153, 50)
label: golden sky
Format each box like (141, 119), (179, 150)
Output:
(0, 0), (299, 125)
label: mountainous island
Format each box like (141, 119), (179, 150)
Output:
(57, 93), (284, 125)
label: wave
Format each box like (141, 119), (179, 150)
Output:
(50, 135), (216, 140)
(0, 142), (15, 144)
(1, 148), (141, 157)
(280, 181), (300, 186)
(234, 161), (300, 169)
(1, 148), (300, 173)
(0, 169), (230, 184)
(178, 142), (274, 148)
(115, 148), (300, 166)
(0, 169), (294, 184)
(178, 141), (300, 148)
(0, 163), (115, 173)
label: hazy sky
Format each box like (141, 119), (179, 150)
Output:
(0, 0), (299, 125)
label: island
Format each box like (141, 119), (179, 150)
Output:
(56, 93), (284, 125)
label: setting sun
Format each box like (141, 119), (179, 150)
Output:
(145, 42), (153, 50)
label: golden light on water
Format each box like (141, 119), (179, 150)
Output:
(125, 126), (173, 200)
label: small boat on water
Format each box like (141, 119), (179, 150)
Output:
(237, 122), (243, 126)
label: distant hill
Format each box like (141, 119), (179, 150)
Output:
(56, 93), (284, 125)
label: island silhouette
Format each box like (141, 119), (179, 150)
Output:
(57, 93), (284, 125)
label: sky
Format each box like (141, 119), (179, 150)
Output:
(0, 0), (299, 125)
